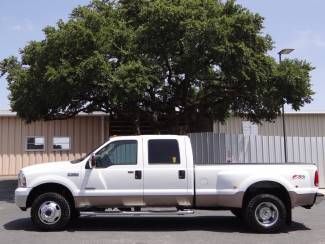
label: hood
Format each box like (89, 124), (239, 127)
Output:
(22, 161), (72, 174)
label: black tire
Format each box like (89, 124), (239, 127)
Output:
(244, 194), (287, 233)
(31, 192), (71, 231)
(71, 209), (80, 220)
(230, 208), (243, 219)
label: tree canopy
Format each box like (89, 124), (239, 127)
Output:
(0, 0), (314, 133)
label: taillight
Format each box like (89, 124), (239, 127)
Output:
(314, 170), (319, 187)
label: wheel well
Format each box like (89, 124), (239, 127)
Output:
(243, 181), (292, 212)
(26, 183), (75, 209)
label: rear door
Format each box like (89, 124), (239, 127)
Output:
(143, 136), (192, 206)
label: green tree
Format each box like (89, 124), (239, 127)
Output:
(0, 0), (314, 134)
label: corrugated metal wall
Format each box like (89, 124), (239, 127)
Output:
(189, 132), (325, 187)
(214, 113), (325, 137)
(0, 116), (109, 176)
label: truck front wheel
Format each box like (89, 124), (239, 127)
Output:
(244, 194), (287, 233)
(31, 192), (71, 231)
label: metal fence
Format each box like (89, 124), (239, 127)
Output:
(189, 132), (325, 187)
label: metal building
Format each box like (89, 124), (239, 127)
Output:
(214, 112), (325, 137)
(1, 109), (325, 177)
(0, 110), (109, 176)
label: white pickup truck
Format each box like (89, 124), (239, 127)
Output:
(15, 135), (323, 232)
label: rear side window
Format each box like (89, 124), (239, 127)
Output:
(148, 139), (180, 164)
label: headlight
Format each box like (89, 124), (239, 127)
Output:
(18, 171), (26, 188)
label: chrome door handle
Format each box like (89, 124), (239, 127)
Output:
(128, 171), (134, 174)
(135, 170), (142, 180)
(178, 170), (186, 179)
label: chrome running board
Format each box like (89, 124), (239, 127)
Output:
(80, 209), (194, 217)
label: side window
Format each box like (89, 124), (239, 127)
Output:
(148, 139), (180, 164)
(95, 140), (137, 168)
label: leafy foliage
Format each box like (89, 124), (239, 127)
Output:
(0, 0), (314, 133)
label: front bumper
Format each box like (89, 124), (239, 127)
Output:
(314, 192), (324, 205)
(15, 187), (32, 209)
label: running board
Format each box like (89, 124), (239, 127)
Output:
(80, 209), (194, 217)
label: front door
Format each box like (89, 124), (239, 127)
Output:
(79, 137), (144, 207)
(143, 136), (191, 207)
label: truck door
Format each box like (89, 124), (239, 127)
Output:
(79, 138), (144, 207)
(143, 136), (192, 207)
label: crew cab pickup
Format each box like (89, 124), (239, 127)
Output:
(15, 135), (323, 232)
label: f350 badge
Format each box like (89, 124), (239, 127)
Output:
(292, 174), (305, 180)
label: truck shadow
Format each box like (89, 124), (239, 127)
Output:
(0, 179), (17, 203)
(4, 216), (310, 233)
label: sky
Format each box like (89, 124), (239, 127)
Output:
(0, 0), (324, 111)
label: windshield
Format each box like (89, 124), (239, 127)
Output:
(70, 137), (110, 164)
(70, 151), (92, 164)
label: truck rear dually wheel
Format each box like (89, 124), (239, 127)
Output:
(31, 192), (71, 231)
(244, 194), (286, 233)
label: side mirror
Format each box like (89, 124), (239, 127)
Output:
(89, 154), (96, 168)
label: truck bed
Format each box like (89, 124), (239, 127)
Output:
(194, 164), (318, 208)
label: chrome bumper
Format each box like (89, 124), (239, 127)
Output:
(15, 187), (32, 209)
(315, 192), (324, 205)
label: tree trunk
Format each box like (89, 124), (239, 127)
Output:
(134, 112), (141, 135)
(152, 112), (161, 134)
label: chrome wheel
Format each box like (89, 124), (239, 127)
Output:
(254, 202), (279, 227)
(38, 201), (62, 225)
